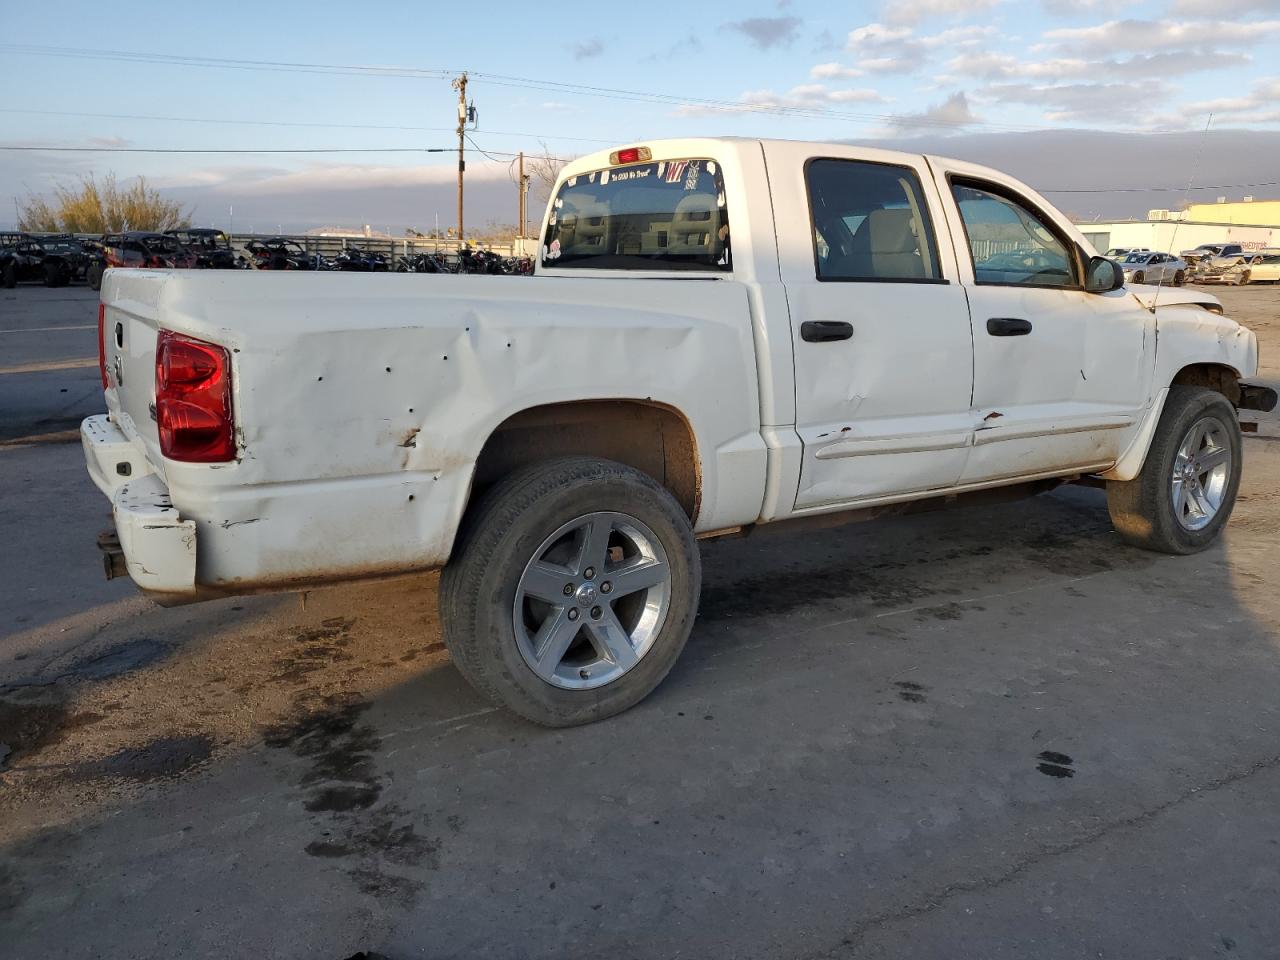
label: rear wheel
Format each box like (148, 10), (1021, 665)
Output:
(1107, 386), (1241, 554)
(440, 457), (700, 726)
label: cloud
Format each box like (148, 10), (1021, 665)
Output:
(1179, 76), (1280, 124)
(977, 80), (1150, 123)
(1170, 0), (1280, 12)
(88, 136), (132, 148)
(883, 0), (1005, 26)
(946, 49), (1251, 82)
(887, 91), (980, 131)
(811, 62), (864, 79)
(1042, 18), (1280, 56)
(846, 23), (995, 72)
(646, 34), (703, 61)
(570, 38), (605, 60)
(674, 83), (886, 117)
(725, 15), (803, 50)
(158, 160), (518, 197)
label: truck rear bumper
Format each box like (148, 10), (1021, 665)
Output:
(82, 415), (198, 596)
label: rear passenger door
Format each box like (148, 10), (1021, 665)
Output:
(771, 145), (976, 510)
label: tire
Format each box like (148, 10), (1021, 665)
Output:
(440, 457), (700, 726)
(87, 263), (103, 291)
(1, 261), (14, 289)
(1107, 386), (1242, 554)
(1237, 271), (1251, 286)
(1174, 270), (1185, 286)
(1133, 271), (1145, 284)
(44, 262), (67, 287)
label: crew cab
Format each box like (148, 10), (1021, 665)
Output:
(82, 138), (1274, 726)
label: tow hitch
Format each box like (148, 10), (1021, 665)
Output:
(98, 529), (127, 580)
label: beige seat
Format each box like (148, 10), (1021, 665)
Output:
(667, 194), (719, 256)
(845, 208), (924, 279)
(562, 200), (609, 256)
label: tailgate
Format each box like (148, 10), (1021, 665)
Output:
(100, 269), (169, 469)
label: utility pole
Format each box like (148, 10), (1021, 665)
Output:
(452, 72), (469, 244)
(517, 151), (531, 242)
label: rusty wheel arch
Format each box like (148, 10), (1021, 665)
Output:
(1170, 363), (1243, 406)
(470, 400), (701, 521)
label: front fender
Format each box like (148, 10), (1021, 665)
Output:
(1153, 304), (1258, 387)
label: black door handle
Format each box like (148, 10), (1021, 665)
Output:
(987, 317), (1033, 336)
(801, 321), (854, 342)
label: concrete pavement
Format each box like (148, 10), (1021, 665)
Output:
(1, 283), (1279, 959)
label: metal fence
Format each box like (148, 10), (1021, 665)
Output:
(223, 233), (522, 263)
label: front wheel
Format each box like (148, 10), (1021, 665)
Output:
(1107, 386), (1241, 554)
(1173, 270), (1185, 286)
(1237, 271), (1251, 286)
(1133, 271), (1145, 284)
(1, 262), (15, 288)
(87, 263), (103, 290)
(440, 457), (700, 726)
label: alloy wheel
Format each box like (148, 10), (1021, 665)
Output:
(513, 511), (671, 690)
(1171, 417), (1232, 531)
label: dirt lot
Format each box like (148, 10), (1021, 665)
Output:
(1, 285), (1279, 959)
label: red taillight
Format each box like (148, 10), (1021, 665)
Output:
(608, 146), (652, 165)
(97, 302), (108, 389)
(155, 330), (235, 462)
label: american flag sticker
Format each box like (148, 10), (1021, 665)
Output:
(663, 160), (690, 183)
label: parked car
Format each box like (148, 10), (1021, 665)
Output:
(165, 229), (240, 269)
(1103, 246), (1149, 261)
(1245, 252), (1280, 283)
(1, 234), (96, 287)
(1196, 252), (1263, 285)
(245, 237), (328, 270)
(1119, 251), (1187, 285)
(330, 246), (390, 272)
(84, 137), (1274, 726)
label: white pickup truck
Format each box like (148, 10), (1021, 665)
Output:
(83, 137), (1275, 725)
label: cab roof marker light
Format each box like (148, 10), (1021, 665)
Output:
(609, 147), (652, 166)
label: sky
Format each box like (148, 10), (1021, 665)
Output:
(2, 0), (1280, 232)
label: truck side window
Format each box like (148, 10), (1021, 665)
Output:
(805, 158), (941, 282)
(952, 182), (1075, 288)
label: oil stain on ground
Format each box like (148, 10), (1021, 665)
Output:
(76, 734), (214, 782)
(264, 693), (443, 904)
(1037, 750), (1076, 778)
(269, 617), (357, 685)
(894, 680), (929, 703)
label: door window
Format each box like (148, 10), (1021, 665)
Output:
(806, 159), (941, 282)
(952, 182), (1075, 288)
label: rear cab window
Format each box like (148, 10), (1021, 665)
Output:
(542, 158), (730, 272)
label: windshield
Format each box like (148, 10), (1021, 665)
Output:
(1123, 253), (1150, 263)
(543, 158), (730, 271)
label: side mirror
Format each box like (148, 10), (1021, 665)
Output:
(1085, 255), (1125, 293)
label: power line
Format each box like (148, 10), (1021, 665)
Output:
(0, 145), (451, 154)
(1041, 180), (1280, 194)
(0, 42), (1041, 133)
(0, 106), (618, 144)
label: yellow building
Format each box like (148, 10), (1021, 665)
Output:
(1182, 198), (1280, 225)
